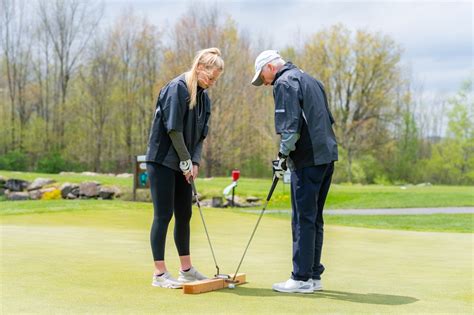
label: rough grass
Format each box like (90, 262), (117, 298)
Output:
(1, 170), (473, 209)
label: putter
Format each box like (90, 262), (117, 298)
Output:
(190, 178), (229, 280)
(230, 175), (280, 282)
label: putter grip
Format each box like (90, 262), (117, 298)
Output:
(266, 176), (279, 201)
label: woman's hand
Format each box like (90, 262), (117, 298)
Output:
(180, 159), (193, 183)
(184, 170), (193, 184)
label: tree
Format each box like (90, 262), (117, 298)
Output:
(0, 0), (33, 150)
(76, 35), (117, 172)
(162, 5), (275, 177)
(109, 12), (162, 170)
(293, 24), (404, 182)
(37, 0), (102, 148)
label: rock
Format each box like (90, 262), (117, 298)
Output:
(67, 192), (77, 199)
(192, 193), (204, 203)
(79, 182), (101, 198)
(70, 187), (80, 198)
(81, 171), (99, 176)
(107, 186), (122, 198)
(5, 179), (29, 192)
(211, 196), (224, 208)
(199, 199), (214, 207)
(60, 183), (80, 199)
(29, 190), (42, 200)
(225, 195), (246, 207)
(246, 196), (261, 203)
(40, 187), (57, 194)
(99, 186), (116, 199)
(27, 178), (56, 191)
(7, 191), (30, 201)
(59, 172), (76, 176)
(116, 173), (133, 178)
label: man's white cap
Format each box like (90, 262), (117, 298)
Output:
(251, 50), (281, 86)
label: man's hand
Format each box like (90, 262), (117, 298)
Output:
(179, 159), (193, 183)
(192, 164), (199, 181)
(272, 153), (287, 179)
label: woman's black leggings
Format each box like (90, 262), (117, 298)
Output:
(147, 162), (192, 261)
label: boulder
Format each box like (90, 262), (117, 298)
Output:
(59, 172), (76, 176)
(29, 190), (43, 200)
(225, 195), (246, 207)
(27, 178), (56, 191)
(7, 191), (30, 201)
(198, 199), (213, 207)
(211, 196), (224, 208)
(246, 196), (261, 203)
(99, 186), (116, 200)
(81, 172), (99, 176)
(79, 181), (101, 198)
(60, 183), (80, 199)
(116, 173), (133, 178)
(192, 193), (204, 204)
(67, 192), (78, 199)
(5, 179), (29, 192)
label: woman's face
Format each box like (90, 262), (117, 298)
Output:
(197, 67), (221, 89)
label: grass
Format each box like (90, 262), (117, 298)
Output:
(1, 170), (474, 209)
(1, 205), (472, 314)
(325, 214), (474, 233)
(1, 199), (473, 234)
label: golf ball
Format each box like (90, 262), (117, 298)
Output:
(228, 284), (235, 289)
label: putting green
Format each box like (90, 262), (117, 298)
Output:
(1, 207), (472, 314)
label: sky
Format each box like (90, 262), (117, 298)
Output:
(102, 0), (473, 98)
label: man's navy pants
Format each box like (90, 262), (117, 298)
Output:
(290, 162), (334, 281)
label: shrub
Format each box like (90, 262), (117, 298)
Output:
(0, 150), (29, 171)
(41, 188), (62, 200)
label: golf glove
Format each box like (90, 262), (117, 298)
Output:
(179, 159), (193, 175)
(272, 153), (287, 179)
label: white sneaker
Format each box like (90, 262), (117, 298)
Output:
(312, 279), (323, 291)
(152, 272), (182, 289)
(178, 266), (208, 283)
(272, 278), (314, 294)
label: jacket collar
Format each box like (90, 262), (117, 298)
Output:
(272, 62), (297, 85)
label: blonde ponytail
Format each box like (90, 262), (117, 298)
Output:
(185, 47), (224, 108)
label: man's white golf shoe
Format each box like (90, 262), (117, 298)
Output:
(312, 279), (323, 291)
(272, 278), (314, 294)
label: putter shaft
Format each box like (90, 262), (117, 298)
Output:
(232, 176), (279, 281)
(190, 178), (221, 277)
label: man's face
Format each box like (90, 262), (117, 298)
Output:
(260, 63), (275, 86)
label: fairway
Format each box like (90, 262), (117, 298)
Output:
(1, 205), (472, 314)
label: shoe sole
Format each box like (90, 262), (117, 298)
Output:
(272, 287), (314, 294)
(152, 282), (182, 289)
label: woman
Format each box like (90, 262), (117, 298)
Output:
(145, 48), (224, 288)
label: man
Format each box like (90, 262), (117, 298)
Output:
(252, 50), (338, 294)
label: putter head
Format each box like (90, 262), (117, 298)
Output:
(225, 279), (240, 284)
(215, 274), (230, 280)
